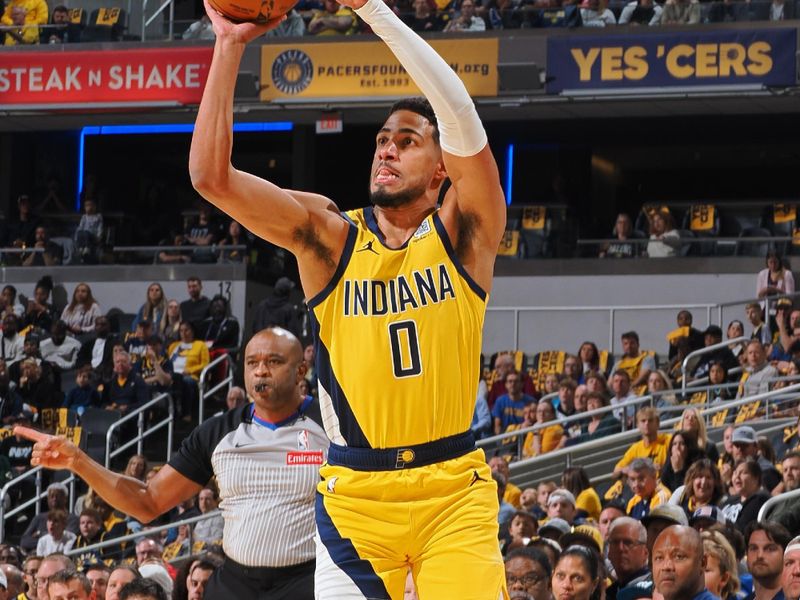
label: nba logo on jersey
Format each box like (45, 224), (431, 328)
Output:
(413, 219), (431, 239)
(297, 430), (310, 451)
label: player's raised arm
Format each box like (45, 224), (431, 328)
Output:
(14, 426), (201, 524)
(189, 1), (350, 295)
(347, 0), (506, 285)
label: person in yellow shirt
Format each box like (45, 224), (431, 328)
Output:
(531, 400), (564, 456)
(1, 0), (48, 29)
(3, 6), (39, 45)
(489, 456), (521, 508)
(613, 406), (671, 479)
(562, 466), (602, 522)
(625, 458), (672, 519)
(307, 0), (358, 35)
(167, 321), (210, 422)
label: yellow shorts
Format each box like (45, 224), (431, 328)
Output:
(314, 449), (508, 600)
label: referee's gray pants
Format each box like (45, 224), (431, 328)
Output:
(204, 558), (315, 599)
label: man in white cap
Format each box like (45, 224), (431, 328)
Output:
(547, 488), (578, 526)
(783, 535), (800, 600)
(732, 426), (781, 492)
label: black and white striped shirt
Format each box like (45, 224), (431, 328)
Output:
(168, 398), (328, 567)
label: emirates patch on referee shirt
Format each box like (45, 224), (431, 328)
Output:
(286, 451), (324, 465)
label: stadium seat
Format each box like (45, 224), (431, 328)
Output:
(520, 206), (551, 258)
(737, 227), (774, 257)
(106, 309), (136, 334)
(716, 213), (742, 256)
(769, 203), (797, 256)
(528, 350), (566, 391)
(676, 229), (696, 257)
(80, 407), (122, 465)
(51, 237), (76, 265)
(497, 230), (523, 259)
(82, 8), (127, 42)
(682, 204), (719, 256)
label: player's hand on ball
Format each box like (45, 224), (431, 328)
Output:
(13, 426), (79, 470)
(203, 0), (285, 44)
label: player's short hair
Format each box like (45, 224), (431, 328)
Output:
(389, 98), (440, 145)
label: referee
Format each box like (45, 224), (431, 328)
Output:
(16, 327), (328, 599)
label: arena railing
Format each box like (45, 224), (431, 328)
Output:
(758, 487), (800, 522)
(64, 509), (221, 560)
(105, 393), (174, 469)
(111, 244), (247, 264)
(680, 336), (749, 394)
(504, 382), (800, 490)
(198, 354), (234, 425)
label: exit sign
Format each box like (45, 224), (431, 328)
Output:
(316, 116), (343, 134)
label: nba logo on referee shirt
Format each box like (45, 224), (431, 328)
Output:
(297, 430), (309, 451)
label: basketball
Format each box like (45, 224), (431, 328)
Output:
(207, 0), (297, 23)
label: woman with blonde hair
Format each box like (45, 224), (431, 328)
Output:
(132, 282), (168, 334)
(678, 407), (719, 462)
(647, 369), (676, 407)
(61, 282), (102, 337)
(701, 529), (740, 600)
(163, 299), (182, 345)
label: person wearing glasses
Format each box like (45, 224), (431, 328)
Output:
(606, 516), (651, 599)
(33, 554), (74, 600)
(504, 547), (553, 600)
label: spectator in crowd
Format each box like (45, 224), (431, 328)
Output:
(642, 504), (689, 561)
(648, 369), (676, 408)
(726, 319), (747, 362)
(489, 456), (522, 508)
(443, 0), (486, 30)
(613, 407), (671, 478)
(562, 354), (582, 384)
(251, 277), (303, 339)
(163, 300), (182, 346)
(772, 451), (800, 535)
(488, 353), (536, 409)
(71, 508), (104, 567)
(184, 204), (223, 264)
(21, 555), (41, 600)
(0, 315), (25, 366)
(678, 408), (720, 463)
(612, 331), (656, 392)
(577, 342), (603, 380)
(738, 340), (779, 398)
(757, 252), (795, 300)
(547, 488), (579, 526)
(646, 210), (681, 258)
(101, 351), (149, 414)
(84, 564), (110, 600)
(504, 511), (538, 554)
(555, 378), (581, 435)
(618, 0), (662, 24)
(598, 502), (625, 541)
(692, 325), (739, 380)
(180, 277), (211, 334)
(4, 5), (40, 44)
(660, 430), (702, 492)
(504, 547), (552, 600)
(551, 545), (602, 600)
(106, 566), (140, 600)
(18, 358), (62, 413)
(135, 335), (173, 396)
(1, 563), (24, 598)
(471, 382), (492, 440)
(530, 481), (556, 520)
(746, 303), (773, 347)
(0, 285), (24, 319)
(579, 0), (616, 25)
(125, 320), (153, 366)
(40, 321), (81, 373)
(193, 487), (224, 546)
(60, 283), (101, 340)
(609, 369), (636, 426)
(576, 391), (621, 444)
(24, 276), (56, 334)
(731, 426), (782, 492)
(562, 466), (601, 522)
(531, 399), (564, 455)
(184, 557), (218, 600)
(225, 386), (247, 412)
(35, 554), (74, 600)
(182, 14), (215, 39)
(720, 459), (770, 533)
(493, 371), (536, 435)
(308, 0), (358, 34)
(606, 516), (650, 598)
(162, 523), (192, 561)
(217, 220), (249, 263)
(138, 561), (173, 597)
(661, 0), (700, 23)
(21, 483), (78, 553)
(652, 526), (713, 600)
(772, 303), (800, 365)
(200, 295), (240, 353)
(73, 198), (104, 262)
(0, 363), (22, 423)
(77, 315), (118, 384)
(133, 283), (168, 335)
(494, 472), (516, 526)
(5, 195), (40, 251)
(46, 570), (91, 600)
(501, 401), (536, 457)
(626, 457), (672, 519)
(405, 0), (443, 30)
(599, 213), (639, 258)
(22, 227), (62, 267)
(744, 521), (790, 600)
(701, 529), (740, 600)
(36, 509), (76, 556)
(167, 321), (210, 422)
(264, 8), (306, 36)
(784, 537), (800, 600)
(670, 458), (724, 519)
(156, 233), (192, 265)
(667, 310), (705, 361)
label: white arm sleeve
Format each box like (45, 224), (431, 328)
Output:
(354, 0), (487, 157)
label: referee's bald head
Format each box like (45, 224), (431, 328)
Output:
(248, 327), (304, 362)
(245, 328), (307, 408)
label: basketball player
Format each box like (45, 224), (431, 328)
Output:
(16, 328), (326, 600)
(189, 0), (508, 597)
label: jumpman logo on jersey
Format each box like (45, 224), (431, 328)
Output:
(356, 240), (379, 255)
(469, 470), (488, 487)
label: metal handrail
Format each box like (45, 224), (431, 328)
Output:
(65, 509), (221, 557)
(681, 336), (749, 394)
(198, 353), (233, 425)
(578, 236), (794, 246)
(506, 382), (800, 473)
(112, 244), (247, 253)
(105, 393), (174, 469)
(141, 0), (175, 41)
(758, 487), (800, 522)
(0, 467), (43, 542)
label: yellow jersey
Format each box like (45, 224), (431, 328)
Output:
(308, 207), (487, 449)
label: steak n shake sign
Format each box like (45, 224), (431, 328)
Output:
(0, 47), (213, 107)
